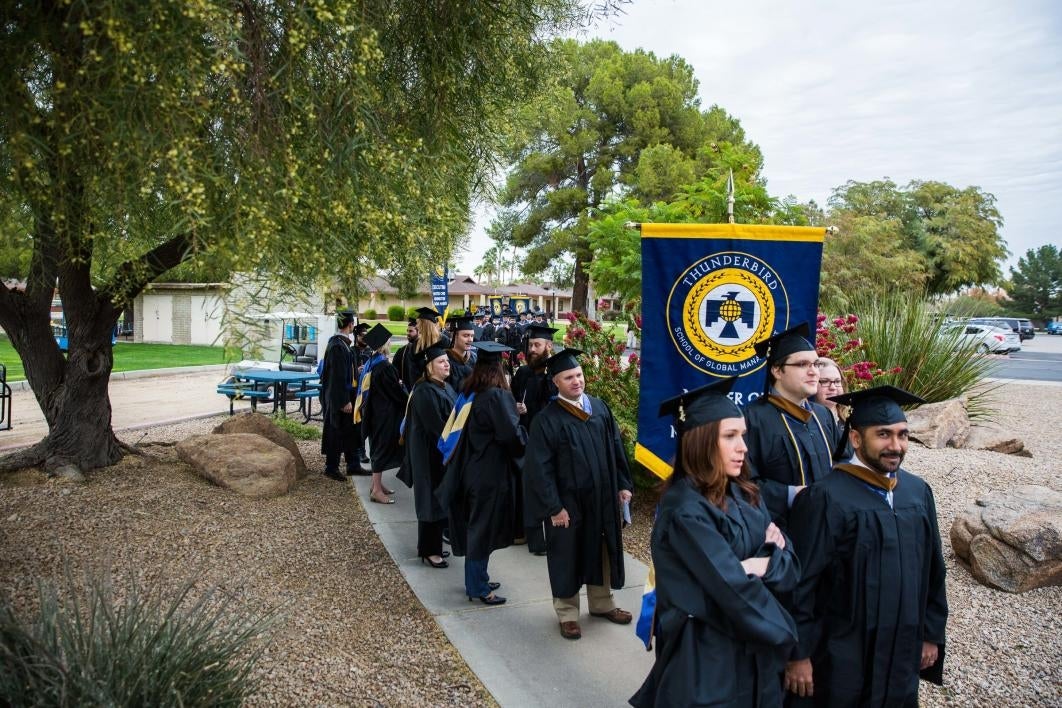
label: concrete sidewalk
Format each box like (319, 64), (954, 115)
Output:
(0, 366), (256, 451)
(349, 473), (655, 707)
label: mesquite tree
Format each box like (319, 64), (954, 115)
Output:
(0, 0), (590, 474)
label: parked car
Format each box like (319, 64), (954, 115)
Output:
(1047, 321), (1062, 335)
(969, 316), (1033, 341)
(943, 323), (1021, 354)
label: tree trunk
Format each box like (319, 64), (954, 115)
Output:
(571, 253), (591, 314)
(0, 293), (122, 475)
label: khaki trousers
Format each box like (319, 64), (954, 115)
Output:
(553, 541), (615, 623)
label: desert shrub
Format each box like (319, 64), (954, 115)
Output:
(270, 413), (321, 440)
(842, 291), (998, 418)
(0, 569), (278, 707)
(386, 305), (405, 321)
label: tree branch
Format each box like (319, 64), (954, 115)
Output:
(100, 233), (193, 306)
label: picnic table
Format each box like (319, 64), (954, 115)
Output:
(219, 368), (320, 420)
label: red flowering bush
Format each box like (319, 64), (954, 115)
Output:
(563, 310), (641, 465)
(815, 311), (901, 389)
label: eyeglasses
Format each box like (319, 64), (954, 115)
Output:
(819, 379), (843, 387)
(781, 360), (818, 371)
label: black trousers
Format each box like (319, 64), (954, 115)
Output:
(418, 520), (445, 558)
(322, 413), (359, 473)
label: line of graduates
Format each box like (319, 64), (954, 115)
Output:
(325, 308), (949, 707)
(631, 324), (948, 708)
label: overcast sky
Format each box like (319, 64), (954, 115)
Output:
(454, 0), (1062, 275)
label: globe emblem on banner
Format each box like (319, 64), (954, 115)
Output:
(666, 252), (788, 376)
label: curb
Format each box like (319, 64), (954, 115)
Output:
(5, 364), (231, 392)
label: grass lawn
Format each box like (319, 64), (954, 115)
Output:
(0, 335), (230, 382)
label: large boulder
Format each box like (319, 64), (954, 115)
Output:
(950, 485), (1062, 593)
(177, 433), (296, 498)
(213, 412), (308, 478)
(906, 398), (970, 449)
(963, 422), (1031, 457)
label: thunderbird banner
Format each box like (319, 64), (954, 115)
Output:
(635, 223), (826, 479)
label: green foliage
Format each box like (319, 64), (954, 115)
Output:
(0, 569), (278, 707)
(406, 306), (419, 320)
(1007, 245), (1062, 317)
(270, 413), (321, 440)
(495, 38), (761, 311)
(943, 293), (1006, 319)
(843, 291), (998, 419)
(361, 308), (377, 320)
(823, 179), (1007, 301)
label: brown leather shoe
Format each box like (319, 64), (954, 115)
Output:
(590, 607), (633, 625)
(559, 621), (582, 640)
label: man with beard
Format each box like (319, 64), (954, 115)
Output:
(510, 324), (558, 555)
(391, 318), (419, 391)
(524, 348), (634, 640)
(743, 323), (837, 530)
(446, 316), (476, 393)
(785, 386), (948, 707)
(481, 313), (497, 343)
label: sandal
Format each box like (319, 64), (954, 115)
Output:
(370, 494), (395, 505)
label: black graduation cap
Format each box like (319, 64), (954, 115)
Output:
(423, 343), (448, 362)
(829, 385), (925, 428)
(406, 318), (417, 327)
(753, 322), (814, 365)
(658, 377), (741, 432)
(473, 340), (512, 363)
(525, 325), (558, 341)
(415, 306), (442, 323)
(354, 322), (371, 334)
(363, 323), (391, 351)
(336, 310), (356, 328)
(451, 316), (475, 332)
(546, 348), (582, 376)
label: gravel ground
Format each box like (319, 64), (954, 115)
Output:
(0, 415), (494, 707)
(625, 382), (1062, 707)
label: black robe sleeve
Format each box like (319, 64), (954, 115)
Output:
(524, 413), (564, 519)
(920, 482), (948, 684)
(668, 508), (799, 647)
(787, 482), (844, 661)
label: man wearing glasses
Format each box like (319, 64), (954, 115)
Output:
(743, 323), (839, 529)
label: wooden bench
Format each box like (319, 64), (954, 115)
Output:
(216, 382), (273, 415)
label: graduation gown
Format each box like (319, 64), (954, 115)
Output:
(631, 478), (800, 708)
(445, 349), (473, 395)
(510, 364), (556, 429)
(524, 395), (632, 598)
(788, 466), (948, 708)
(362, 360), (406, 472)
(320, 334), (355, 454)
(400, 378), (456, 522)
(744, 394), (837, 528)
(392, 342), (418, 391)
(435, 387), (526, 559)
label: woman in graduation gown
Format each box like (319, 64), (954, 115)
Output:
(357, 324), (406, 504)
(400, 345), (456, 568)
(436, 341), (526, 605)
(631, 377), (800, 708)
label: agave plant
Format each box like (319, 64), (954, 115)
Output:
(841, 291), (999, 419)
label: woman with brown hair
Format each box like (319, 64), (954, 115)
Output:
(631, 377), (799, 708)
(436, 341), (526, 606)
(815, 357), (851, 457)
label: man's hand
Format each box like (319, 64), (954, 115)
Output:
(357, 364), (365, 374)
(515, 401), (528, 415)
(740, 557), (769, 577)
(784, 658), (814, 697)
(920, 641), (939, 670)
(618, 489), (633, 505)
(550, 508), (570, 528)
(341, 402), (353, 413)
(765, 522), (786, 550)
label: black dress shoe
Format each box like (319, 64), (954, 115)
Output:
(468, 593), (506, 605)
(324, 469), (346, 482)
(420, 556), (449, 569)
(346, 467), (371, 477)
(358, 451), (370, 464)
